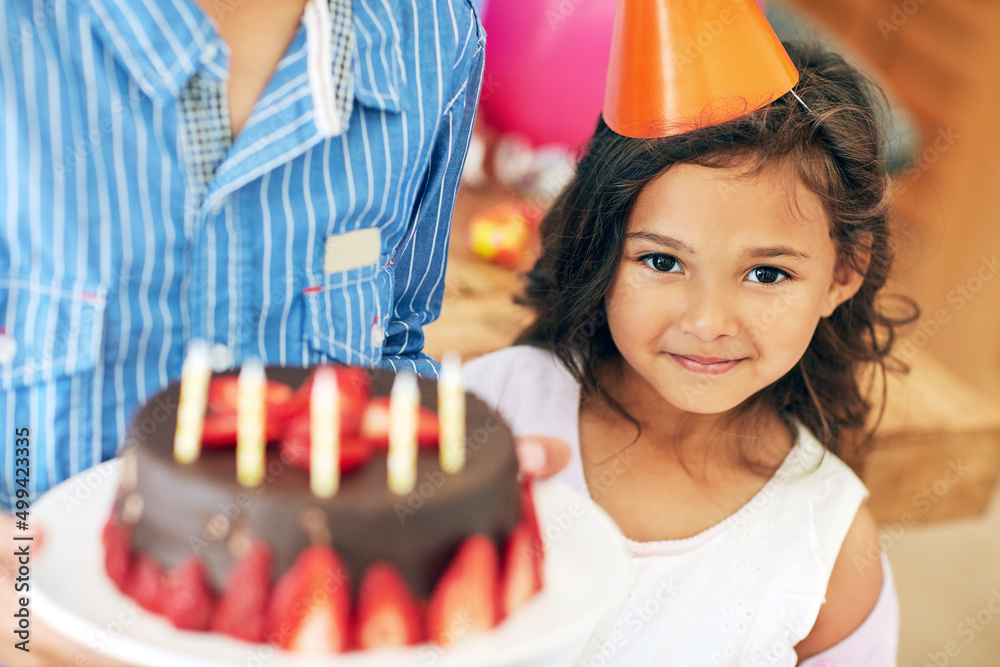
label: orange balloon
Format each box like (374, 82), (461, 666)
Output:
(603, 0), (799, 138)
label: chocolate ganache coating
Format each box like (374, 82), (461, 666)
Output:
(115, 367), (520, 600)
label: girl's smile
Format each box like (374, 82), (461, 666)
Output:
(605, 162), (864, 416)
(667, 353), (746, 375)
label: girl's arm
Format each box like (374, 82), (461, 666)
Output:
(795, 502), (893, 663)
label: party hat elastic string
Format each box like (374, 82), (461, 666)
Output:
(789, 89), (812, 113)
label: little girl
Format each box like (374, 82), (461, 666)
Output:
(464, 41), (915, 666)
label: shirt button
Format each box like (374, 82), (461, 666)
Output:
(209, 343), (234, 372)
(201, 43), (218, 63)
(370, 321), (384, 349)
(0, 335), (17, 364)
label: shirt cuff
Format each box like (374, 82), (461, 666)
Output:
(378, 352), (441, 378)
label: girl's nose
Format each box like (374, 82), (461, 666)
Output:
(677, 286), (740, 341)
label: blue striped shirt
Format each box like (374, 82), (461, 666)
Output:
(0, 0), (484, 509)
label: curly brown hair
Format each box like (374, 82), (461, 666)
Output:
(515, 41), (918, 456)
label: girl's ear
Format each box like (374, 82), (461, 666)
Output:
(821, 235), (872, 318)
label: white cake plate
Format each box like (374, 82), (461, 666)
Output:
(32, 459), (628, 667)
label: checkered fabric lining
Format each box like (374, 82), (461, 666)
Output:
(177, 0), (354, 201)
(328, 0), (355, 133)
(178, 72), (231, 202)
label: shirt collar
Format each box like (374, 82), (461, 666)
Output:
(76, 0), (404, 114)
(80, 0), (216, 102)
(348, 0), (403, 113)
(304, 0), (355, 137)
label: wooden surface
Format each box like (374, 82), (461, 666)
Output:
(858, 353), (1000, 524)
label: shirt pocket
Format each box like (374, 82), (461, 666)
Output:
(301, 263), (385, 367)
(0, 280), (107, 390)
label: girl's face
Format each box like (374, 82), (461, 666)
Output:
(605, 163), (863, 415)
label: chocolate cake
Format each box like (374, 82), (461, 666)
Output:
(102, 364), (543, 651)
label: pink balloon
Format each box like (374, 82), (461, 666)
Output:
(480, 0), (616, 149)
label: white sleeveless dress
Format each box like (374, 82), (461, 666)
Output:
(463, 345), (898, 666)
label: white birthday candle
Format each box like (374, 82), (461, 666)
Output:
(236, 359), (267, 487)
(388, 372), (419, 495)
(174, 340), (212, 464)
(439, 351), (466, 474)
(310, 367), (341, 498)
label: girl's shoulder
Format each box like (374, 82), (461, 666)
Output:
(775, 424), (870, 511)
(463, 344), (570, 395)
(462, 345), (580, 437)
(786, 424), (867, 490)
(464, 344), (557, 370)
(757, 423), (871, 567)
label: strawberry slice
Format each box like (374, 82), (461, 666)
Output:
(355, 563), (423, 649)
(127, 554), (167, 614)
(162, 558), (216, 631)
(519, 479), (544, 562)
(200, 413), (285, 447)
(426, 535), (499, 646)
(206, 376), (294, 415)
(498, 480), (544, 618)
(499, 524), (543, 619)
(281, 366), (370, 435)
(102, 516), (133, 592)
(211, 541), (273, 643)
(278, 415), (373, 473)
(361, 396), (440, 448)
(200, 376), (293, 447)
(265, 546), (352, 652)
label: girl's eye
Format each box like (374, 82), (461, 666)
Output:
(641, 254), (681, 273)
(746, 266), (790, 285)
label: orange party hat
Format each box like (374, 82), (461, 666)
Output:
(603, 0), (799, 138)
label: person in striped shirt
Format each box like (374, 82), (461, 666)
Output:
(0, 0), (575, 663)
